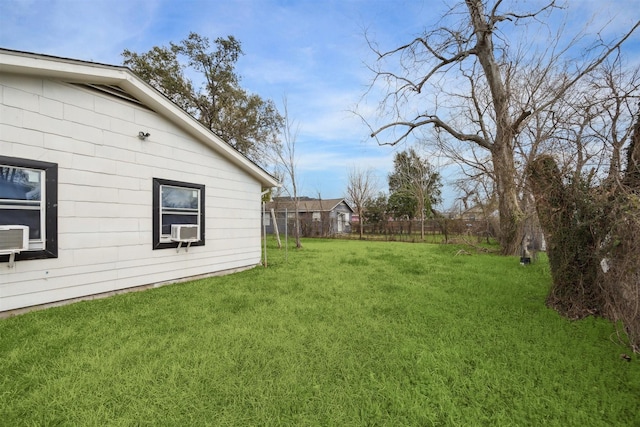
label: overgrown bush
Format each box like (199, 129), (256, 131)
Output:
(597, 192), (640, 352)
(528, 114), (640, 352)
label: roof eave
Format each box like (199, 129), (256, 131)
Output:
(0, 49), (279, 188)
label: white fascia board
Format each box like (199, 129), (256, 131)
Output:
(0, 49), (279, 188)
(0, 51), (126, 85)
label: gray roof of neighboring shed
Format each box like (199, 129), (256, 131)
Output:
(267, 198), (354, 213)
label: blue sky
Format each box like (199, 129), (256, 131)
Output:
(1, 0), (639, 208)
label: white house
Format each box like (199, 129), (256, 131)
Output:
(0, 48), (278, 315)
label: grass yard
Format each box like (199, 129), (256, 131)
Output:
(1, 239), (638, 426)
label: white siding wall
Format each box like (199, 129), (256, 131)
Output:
(0, 74), (263, 312)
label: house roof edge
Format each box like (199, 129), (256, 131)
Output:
(0, 48), (278, 188)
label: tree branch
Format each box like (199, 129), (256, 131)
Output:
(527, 20), (640, 126)
(371, 114), (491, 150)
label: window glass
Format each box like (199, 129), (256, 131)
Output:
(160, 185), (200, 238)
(161, 186), (198, 209)
(0, 166), (44, 242)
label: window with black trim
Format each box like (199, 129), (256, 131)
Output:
(152, 178), (205, 250)
(0, 156), (58, 261)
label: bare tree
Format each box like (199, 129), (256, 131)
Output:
(362, 0), (639, 255)
(345, 167), (379, 239)
(273, 97), (302, 249)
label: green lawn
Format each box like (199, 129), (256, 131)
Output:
(1, 239), (638, 426)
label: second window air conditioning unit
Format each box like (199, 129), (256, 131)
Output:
(0, 225), (29, 253)
(170, 224), (200, 242)
(0, 225), (29, 268)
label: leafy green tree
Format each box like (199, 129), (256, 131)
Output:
(387, 191), (415, 221)
(122, 32), (283, 163)
(362, 192), (389, 232)
(388, 148), (442, 239)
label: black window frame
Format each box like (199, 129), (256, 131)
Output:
(152, 178), (205, 250)
(0, 155), (58, 262)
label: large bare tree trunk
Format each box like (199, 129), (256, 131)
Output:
(492, 139), (524, 255)
(468, 0), (524, 255)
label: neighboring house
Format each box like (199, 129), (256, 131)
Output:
(264, 197), (353, 236)
(0, 49), (278, 314)
(457, 204), (489, 222)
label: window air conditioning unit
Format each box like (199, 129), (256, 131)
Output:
(171, 224), (200, 242)
(0, 225), (29, 268)
(0, 225), (29, 252)
(170, 224), (199, 253)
